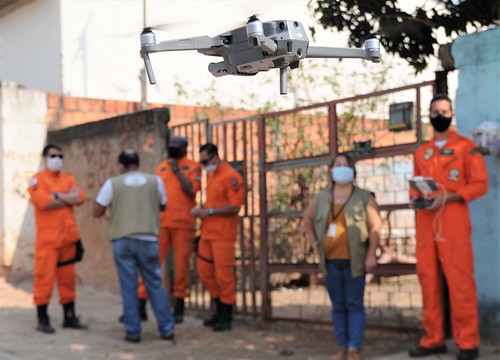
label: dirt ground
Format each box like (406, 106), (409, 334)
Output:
(0, 274), (427, 360)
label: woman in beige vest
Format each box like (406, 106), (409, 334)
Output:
(303, 153), (382, 360)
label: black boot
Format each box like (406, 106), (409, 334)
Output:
(36, 305), (55, 334)
(203, 298), (221, 327)
(139, 299), (148, 321)
(173, 298), (185, 324)
(212, 302), (232, 332)
(62, 302), (88, 329)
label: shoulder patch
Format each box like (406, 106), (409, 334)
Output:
(29, 178), (38, 186)
(230, 177), (240, 192)
(160, 166), (167, 172)
(182, 165), (189, 172)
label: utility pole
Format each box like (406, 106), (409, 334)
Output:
(141, 0), (148, 110)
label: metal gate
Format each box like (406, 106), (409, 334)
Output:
(170, 81), (435, 328)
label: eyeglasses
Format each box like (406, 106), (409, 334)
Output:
(200, 155), (216, 166)
(49, 154), (64, 159)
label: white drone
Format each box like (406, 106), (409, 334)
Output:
(140, 16), (382, 95)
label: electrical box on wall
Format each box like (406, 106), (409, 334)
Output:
(389, 102), (413, 132)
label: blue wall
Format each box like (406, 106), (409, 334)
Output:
(452, 27), (500, 339)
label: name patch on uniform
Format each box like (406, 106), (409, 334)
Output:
(160, 166), (167, 172)
(470, 148), (482, 155)
(440, 148), (455, 156)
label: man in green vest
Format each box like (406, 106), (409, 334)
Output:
(93, 149), (175, 343)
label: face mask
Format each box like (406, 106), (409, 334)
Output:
(167, 146), (183, 159)
(46, 157), (63, 172)
(430, 113), (452, 133)
(332, 166), (354, 184)
(204, 164), (217, 173)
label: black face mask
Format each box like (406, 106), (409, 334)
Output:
(430, 113), (452, 133)
(167, 146), (184, 159)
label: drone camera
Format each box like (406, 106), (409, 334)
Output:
(279, 21), (287, 30)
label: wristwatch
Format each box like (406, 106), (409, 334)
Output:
(207, 208), (214, 216)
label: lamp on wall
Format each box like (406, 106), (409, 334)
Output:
(354, 140), (372, 158)
(388, 102), (413, 132)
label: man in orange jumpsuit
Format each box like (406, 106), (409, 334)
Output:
(408, 95), (488, 360)
(27, 144), (88, 334)
(191, 143), (244, 332)
(136, 136), (201, 323)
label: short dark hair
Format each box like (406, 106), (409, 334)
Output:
(118, 149), (140, 168)
(430, 94), (453, 111)
(42, 144), (62, 156)
(199, 143), (219, 157)
(330, 152), (357, 179)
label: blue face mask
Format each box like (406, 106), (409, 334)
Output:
(332, 166), (354, 184)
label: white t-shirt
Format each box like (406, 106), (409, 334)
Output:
(435, 139), (447, 149)
(96, 172), (167, 241)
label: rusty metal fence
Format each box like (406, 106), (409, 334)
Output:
(170, 81), (435, 328)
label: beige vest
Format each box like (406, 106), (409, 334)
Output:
(108, 172), (161, 240)
(313, 186), (371, 278)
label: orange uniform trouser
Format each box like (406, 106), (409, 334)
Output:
(196, 239), (236, 305)
(33, 242), (76, 305)
(416, 202), (479, 350)
(138, 227), (194, 299)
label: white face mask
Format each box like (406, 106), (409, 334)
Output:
(46, 157), (63, 172)
(332, 166), (354, 184)
(204, 164), (217, 174)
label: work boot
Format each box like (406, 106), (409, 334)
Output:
(62, 302), (88, 329)
(36, 305), (55, 334)
(456, 348), (479, 360)
(119, 299), (148, 323)
(173, 298), (185, 324)
(212, 302), (232, 332)
(203, 298), (221, 327)
(347, 348), (362, 360)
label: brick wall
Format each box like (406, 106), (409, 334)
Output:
(45, 93), (256, 130)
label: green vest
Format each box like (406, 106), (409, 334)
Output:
(108, 172), (161, 240)
(312, 186), (371, 278)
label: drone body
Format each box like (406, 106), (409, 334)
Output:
(140, 17), (381, 94)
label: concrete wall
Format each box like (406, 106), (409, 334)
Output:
(45, 109), (170, 292)
(0, 82), (48, 275)
(452, 27), (500, 339)
(0, 0), (62, 93)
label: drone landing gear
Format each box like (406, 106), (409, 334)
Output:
(280, 67), (287, 95)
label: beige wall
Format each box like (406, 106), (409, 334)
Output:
(45, 109), (170, 292)
(0, 82), (48, 277)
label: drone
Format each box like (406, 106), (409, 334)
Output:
(140, 16), (382, 95)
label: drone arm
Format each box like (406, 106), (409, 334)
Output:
(141, 52), (156, 84)
(251, 35), (277, 54)
(144, 36), (224, 54)
(307, 39), (381, 63)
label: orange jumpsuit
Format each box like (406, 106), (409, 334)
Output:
(28, 169), (87, 306)
(196, 162), (244, 305)
(138, 157), (201, 299)
(412, 130), (488, 350)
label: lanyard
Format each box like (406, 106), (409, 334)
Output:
(330, 186), (355, 222)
